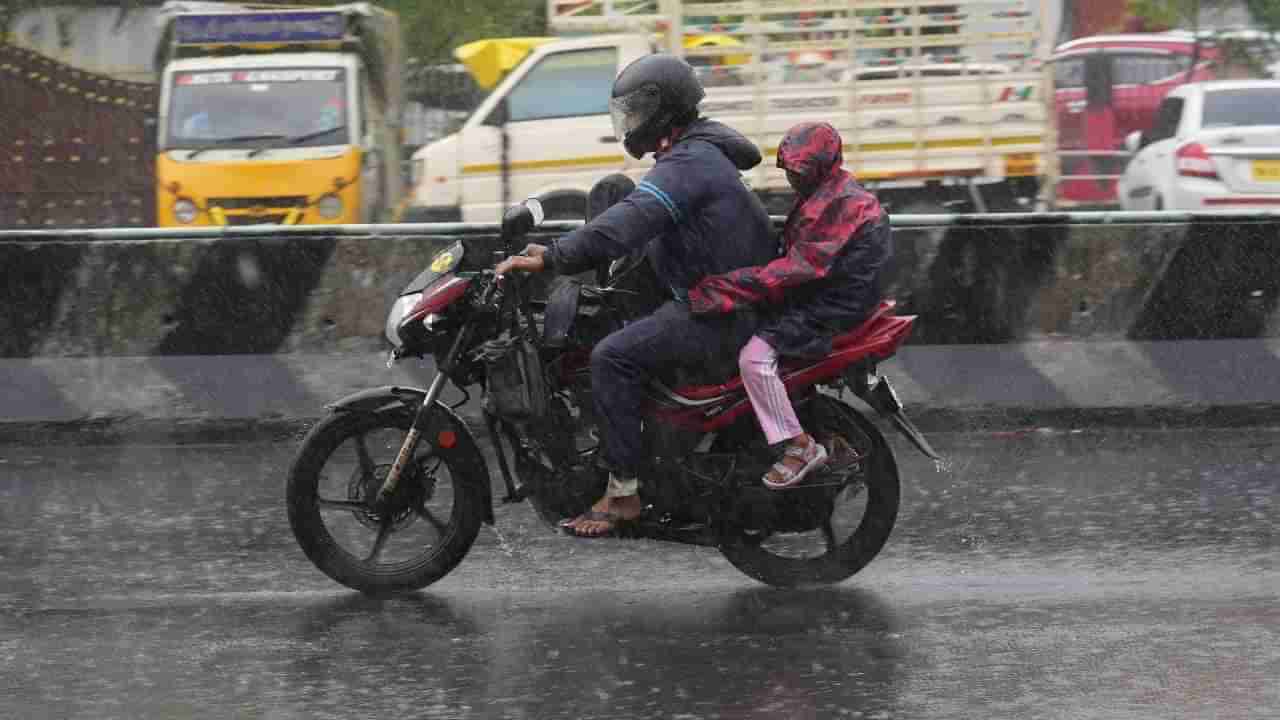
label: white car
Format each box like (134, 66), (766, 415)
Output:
(1118, 80), (1280, 210)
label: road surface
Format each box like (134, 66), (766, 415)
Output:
(1, 426), (1277, 719)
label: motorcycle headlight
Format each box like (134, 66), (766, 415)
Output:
(317, 194), (343, 219)
(384, 292), (422, 347)
(173, 198), (198, 224)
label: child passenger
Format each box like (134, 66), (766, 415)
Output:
(689, 121), (892, 489)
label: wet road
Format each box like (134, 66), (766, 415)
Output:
(1, 427), (1277, 719)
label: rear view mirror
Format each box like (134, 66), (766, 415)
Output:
(500, 197), (544, 245)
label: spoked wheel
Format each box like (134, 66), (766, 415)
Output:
(718, 396), (901, 587)
(286, 408), (486, 594)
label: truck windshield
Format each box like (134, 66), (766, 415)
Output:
(166, 67), (349, 150)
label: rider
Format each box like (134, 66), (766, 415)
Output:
(495, 54), (776, 538)
(688, 121), (892, 489)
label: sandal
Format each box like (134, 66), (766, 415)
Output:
(763, 440), (829, 490)
(558, 510), (638, 538)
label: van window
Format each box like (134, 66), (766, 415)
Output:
(506, 48), (617, 122)
(1112, 54), (1191, 84)
(1054, 57), (1085, 89)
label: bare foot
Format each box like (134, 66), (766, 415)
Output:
(562, 494), (642, 537)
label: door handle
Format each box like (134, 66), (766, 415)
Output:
(600, 135), (618, 143)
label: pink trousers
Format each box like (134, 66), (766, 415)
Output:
(739, 335), (803, 445)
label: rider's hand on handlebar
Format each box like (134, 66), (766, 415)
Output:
(495, 244), (547, 276)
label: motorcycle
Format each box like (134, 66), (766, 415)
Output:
(286, 198), (942, 593)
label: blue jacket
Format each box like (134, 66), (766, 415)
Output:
(546, 119), (776, 298)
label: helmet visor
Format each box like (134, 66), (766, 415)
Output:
(609, 86), (662, 141)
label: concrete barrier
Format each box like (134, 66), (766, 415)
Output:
(3, 212), (1280, 442)
(0, 225), (481, 357)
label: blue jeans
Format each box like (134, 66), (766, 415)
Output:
(590, 300), (757, 480)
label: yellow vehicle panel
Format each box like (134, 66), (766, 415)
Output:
(156, 149), (363, 226)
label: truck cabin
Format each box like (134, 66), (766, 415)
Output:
(156, 7), (387, 154)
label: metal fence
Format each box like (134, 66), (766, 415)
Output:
(6, 209), (1280, 242)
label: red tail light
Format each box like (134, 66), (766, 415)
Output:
(1176, 142), (1219, 180)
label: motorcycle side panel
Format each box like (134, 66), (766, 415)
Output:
(647, 315), (917, 433)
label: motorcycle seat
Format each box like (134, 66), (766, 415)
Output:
(667, 300), (898, 402)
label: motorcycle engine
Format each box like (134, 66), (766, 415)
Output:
(512, 379), (607, 526)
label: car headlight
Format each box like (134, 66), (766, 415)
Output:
(384, 292), (422, 347)
(317, 194), (343, 219)
(173, 198), (198, 224)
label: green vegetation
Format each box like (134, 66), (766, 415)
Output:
(1127, 0), (1280, 76)
(1128, 0), (1280, 34)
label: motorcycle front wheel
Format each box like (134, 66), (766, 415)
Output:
(286, 406), (486, 594)
(718, 396), (901, 587)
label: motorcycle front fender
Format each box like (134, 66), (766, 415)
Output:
(329, 385), (430, 415)
(329, 385), (495, 525)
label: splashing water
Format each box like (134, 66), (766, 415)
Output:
(489, 523), (521, 558)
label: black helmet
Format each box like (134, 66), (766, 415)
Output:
(610, 54), (705, 159)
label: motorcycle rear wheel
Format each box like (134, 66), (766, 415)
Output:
(718, 396), (901, 587)
(286, 407), (485, 594)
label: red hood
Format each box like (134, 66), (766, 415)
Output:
(777, 121), (844, 193)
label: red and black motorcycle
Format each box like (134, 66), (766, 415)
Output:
(286, 199), (941, 593)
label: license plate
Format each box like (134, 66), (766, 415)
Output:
(1252, 159), (1280, 181)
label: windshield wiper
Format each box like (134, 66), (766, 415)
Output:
(287, 124), (349, 146)
(186, 134), (287, 160)
(243, 126), (348, 159)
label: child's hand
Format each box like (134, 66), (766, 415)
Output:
(689, 286), (717, 314)
(692, 271), (770, 314)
